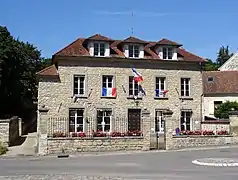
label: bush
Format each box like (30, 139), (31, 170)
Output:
(0, 142), (8, 155)
(214, 101), (238, 118)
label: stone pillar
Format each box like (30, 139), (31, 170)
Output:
(141, 109), (151, 151)
(163, 109), (175, 150)
(229, 111), (238, 136)
(38, 106), (49, 156)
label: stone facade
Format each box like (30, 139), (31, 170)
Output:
(0, 116), (20, 146)
(201, 121), (230, 133)
(47, 137), (144, 154)
(38, 57), (203, 132)
(37, 56), (203, 154)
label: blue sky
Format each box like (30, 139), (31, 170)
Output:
(1, 0), (238, 60)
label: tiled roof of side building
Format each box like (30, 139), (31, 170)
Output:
(37, 64), (58, 76)
(203, 71), (238, 94)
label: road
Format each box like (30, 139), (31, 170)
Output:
(0, 147), (238, 179)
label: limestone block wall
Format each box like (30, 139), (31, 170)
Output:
(47, 137), (144, 154)
(201, 121), (230, 133)
(167, 136), (238, 150)
(38, 58), (203, 134)
(0, 117), (20, 146)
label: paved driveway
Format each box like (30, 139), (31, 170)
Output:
(0, 147), (238, 179)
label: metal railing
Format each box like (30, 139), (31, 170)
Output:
(47, 116), (144, 138)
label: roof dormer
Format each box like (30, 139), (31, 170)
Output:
(155, 38), (182, 60)
(121, 36), (147, 58)
(86, 34), (113, 57)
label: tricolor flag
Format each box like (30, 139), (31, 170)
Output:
(155, 89), (168, 97)
(102, 88), (116, 97)
(132, 68), (143, 82)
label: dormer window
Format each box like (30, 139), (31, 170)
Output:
(129, 45), (139, 58)
(162, 47), (173, 60)
(94, 43), (105, 56)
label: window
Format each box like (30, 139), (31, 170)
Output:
(128, 45), (139, 58)
(208, 77), (214, 82)
(73, 75), (85, 95)
(214, 101), (223, 110)
(94, 43), (105, 56)
(69, 109), (84, 132)
(180, 111), (192, 131)
(155, 110), (164, 133)
(181, 78), (190, 97)
(162, 47), (173, 59)
(102, 75), (116, 97)
(129, 76), (139, 96)
(155, 77), (166, 97)
(97, 109), (112, 132)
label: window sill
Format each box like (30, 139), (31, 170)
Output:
(154, 97), (168, 100)
(179, 97), (193, 100)
(127, 96), (143, 100)
(72, 95), (88, 99)
(101, 96), (117, 99)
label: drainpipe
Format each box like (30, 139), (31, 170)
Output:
(200, 93), (204, 130)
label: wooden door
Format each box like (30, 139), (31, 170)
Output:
(128, 109), (141, 131)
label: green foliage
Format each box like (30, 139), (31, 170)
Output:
(0, 142), (8, 155)
(202, 46), (233, 71)
(0, 26), (50, 118)
(202, 59), (219, 71)
(216, 46), (233, 67)
(214, 101), (238, 118)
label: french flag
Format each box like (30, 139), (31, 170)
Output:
(102, 88), (117, 97)
(132, 68), (143, 82)
(155, 89), (168, 97)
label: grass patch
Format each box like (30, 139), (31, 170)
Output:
(0, 142), (8, 155)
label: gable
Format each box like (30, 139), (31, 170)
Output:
(218, 52), (238, 71)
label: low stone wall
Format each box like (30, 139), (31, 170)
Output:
(167, 135), (238, 150)
(47, 137), (144, 154)
(0, 116), (20, 146)
(201, 120), (230, 133)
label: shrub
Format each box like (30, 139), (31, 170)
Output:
(0, 142), (8, 155)
(217, 130), (229, 135)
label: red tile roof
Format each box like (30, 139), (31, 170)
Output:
(87, 34), (113, 41)
(157, 38), (182, 46)
(203, 71), (238, 94)
(37, 65), (58, 76)
(54, 34), (204, 62)
(55, 38), (89, 57)
(123, 36), (147, 44)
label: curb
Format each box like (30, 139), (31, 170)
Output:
(192, 159), (238, 167)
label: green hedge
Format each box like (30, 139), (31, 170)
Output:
(0, 142), (8, 155)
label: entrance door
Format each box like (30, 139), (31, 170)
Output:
(128, 109), (141, 131)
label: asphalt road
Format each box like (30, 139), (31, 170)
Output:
(1, 147), (238, 179)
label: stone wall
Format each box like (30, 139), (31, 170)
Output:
(168, 136), (238, 150)
(47, 137), (144, 154)
(201, 120), (230, 133)
(0, 116), (20, 146)
(38, 58), (203, 133)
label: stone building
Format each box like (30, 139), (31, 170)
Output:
(37, 34), (204, 140)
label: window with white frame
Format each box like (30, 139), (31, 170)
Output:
(155, 110), (164, 133)
(129, 76), (139, 96)
(94, 43), (105, 56)
(102, 75), (113, 89)
(102, 75), (116, 97)
(69, 108), (84, 132)
(180, 111), (192, 131)
(128, 45), (139, 58)
(162, 47), (173, 59)
(155, 77), (166, 97)
(97, 109), (112, 132)
(73, 75), (85, 95)
(181, 78), (190, 97)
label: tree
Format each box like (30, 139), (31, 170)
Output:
(202, 59), (219, 71)
(0, 26), (47, 118)
(216, 46), (233, 67)
(214, 101), (238, 119)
